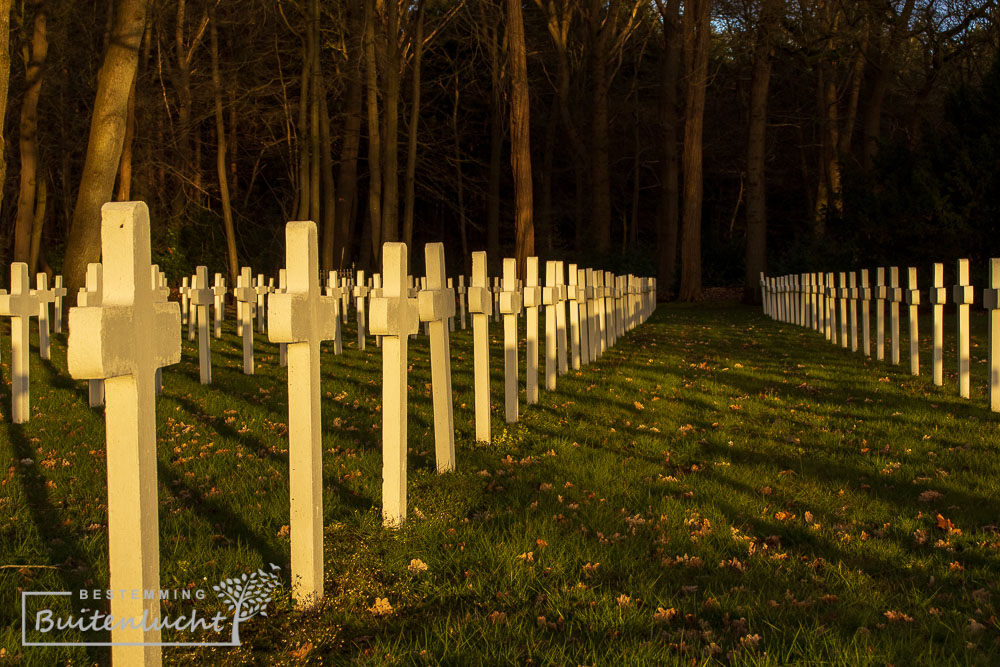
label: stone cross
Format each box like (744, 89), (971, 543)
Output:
(524, 258), (542, 404)
(838, 272), (848, 348)
(355, 270), (370, 350)
(341, 272), (352, 324)
(493, 276), (502, 323)
(468, 252), (492, 443)
(567, 263), (582, 370)
(420, 277), (431, 336)
(151, 266), (171, 396)
(457, 274), (467, 330)
(370, 242), (421, 527)
(594, 271), (607, 356)
(417, 243), (457, 472)
(278, 269), (288, 367)
(825, 273), (837, 343)
(888, 266), (901, 365)
(905, 267), (920, 376)
(802, 273), (810, 328)
(447, 278), (455, 331)
(234, 267), (256, 374)
(255, 273), (269, 334)
(848, 272), (858, 352)
(860, 270), (872, 356)
(930, 263), (946, 386)
(325, 271), (344, 355)
(791, 275), (800, 327)
(267, 220), (339, 605)
(213, 273), (226, 338)
(67, 202), (181, 664)
(543, 261), (559, 390)
(190, 266), (214, 384)
(812, 274), (822, 333)
(0, 264), (39, 423)
(760, 272), (769, 318)
(578, 267), (591, 366)
(77, 264), (106, 407)
(499, 258), (522, 423)
(52, 275), (67, 334)
(606, 271), (617, 346)
(954, 258), (973, 399)
(371, 273), (383, 347)
(34, 273), (55, 360)
(875, 268), (886, 361)
(187, 273), (198, 342)
(985, 259), (1000, 411)
(180, 276), (190, 328)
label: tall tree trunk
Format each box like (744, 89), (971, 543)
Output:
(308, 0), (321, 225)
(169, 0), (208, 226)
(589, 0), (614, 256)
(862, 0), (915, 170)
(296, 39), (311, 221)
(28, 171), (46, 274)
(0, 0), (11, 227)
(655, 0), (680, 295)
(380, 0), (400, 245)
(452, 74), (468, 275)
(13, 0), (47, 263)
(506, 0), (535, 274)
(678, 0), (710, 302)
(486, 20), (502, 271)
(115, 72), (137, 200)
(364, 0), (382, 265)
(210, 18), (239, 286)
(402, 0), (425, 252)
(744, 0), (775, 304)
(541, 95), (557, 253)
(63, 0), (148, 295)
(320, 92), (337, 273)
(334, 0), (363, 269)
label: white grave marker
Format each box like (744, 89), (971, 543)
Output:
(67, 202), (181, 665)
(267, 220), (338, 605)
(370, 242), (420, 527)
(905, 267), (920, 376)
(578, 267), (591, 366)
(568, 263), (581, 370)
(931, 263), (946, 386)
(212, 273), (226, 338)
(838, 272), (848, 348)
(418, 243), (457, 472)
(52, 275), (67, 334)
(355, 270), (370, 350)
(256, 273), (269, 334)
(524, 258), (542, 404)
(848, 272), (858, 352)
(78, 264), (106, 407)
(860, 270), (872, 356)
(543, 261), (559, 390)
(0, 264), (39, 423)
(190, 266), (214, 384)
(985, 258), (1000, 411)
(325, 271), (344, 355)
(499, 258), (521, 423)
(457, 274), (467, 330)
(888, 266), (901, 365)
(954, 259), (973, 398)
(234, 267), (256, 374)
(468, 252), (492, 442)
(35, 273), (54, 360)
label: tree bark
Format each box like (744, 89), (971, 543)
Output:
(862, 0), (915, 170)
(334, 0), (363, 269)
(13, 0), (47, 264)
(308, 0), (321, 225)
(296, 39), (311, 221)
(655, 0), (681, 296)
(380, 0), (400, 245)
(364, 0), (382, 265)
(115, 72), (137, 200)
(28, 171), (46, 274)
(0, 0), (11, 229)
(486, 17), (502, 272)
(319, 91), (337, 273)
(588, 0), (615, 257)
(678, 0), (710, 302)
(506, 0), (535, 274)
(402, 0), (425, 252)
(210, 17), (239, 286)
(63, 0), (148, 295)
(744, 0), (775, 304)
(168, 0), (208, 225)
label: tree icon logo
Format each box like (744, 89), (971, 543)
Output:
(212, 563), (282, 644)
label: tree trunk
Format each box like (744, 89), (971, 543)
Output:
(308, 0), (321, 225)
(380, 0), (400, 245)
(678, 0), (710, 302)
(63, 0), (148, 295)
(506, 0), (535, 274)
(320, 92), (337, 273)
(862, 0), (915, 170)
(364, 0), (382, 265)
(589, 0), (614, 257)
(210, 18), (239, 286)
(486, 20), (502, 272)
(0, 0), (11, 228)
(540, 95), (557, 253)
(743, 1), (774, 304)
(402, 0), (425, 252)
(115, 72), (137, 200)
(655, 0), (680, 296)
(169, 0), (208, 226)
(334, 0), (363, 269)
(28, 171), (46, 274)
(13, 0), (47, 263)
(296, 39), (311, 221)
(452, 74), (468, 274)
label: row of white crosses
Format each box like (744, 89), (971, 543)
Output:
(761, 258), (1000, 411)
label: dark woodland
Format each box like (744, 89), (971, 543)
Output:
(0, 0), (997, 300)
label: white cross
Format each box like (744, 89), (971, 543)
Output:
(77, 264), (105, 407)
(838, 272), (848, 349)
(985, 258), (1000, 411)
(888, 267), (902, 365)
(255, 273), (269, 334)
(457, 275), (467, 330)
(278, 269), (288, 367)
(187, 273), (198, 342)
(467, 252), (492, 442)
(543, 261), (559, 391)
(524, 258), (542, 404)
(151, 266), (170, 396)
(267, 221), (338, 606)
(369, 242), (420, 527)
(355, 270), (371, 350)
(555, 265), (568, 374)
(447, 278), (456, 331)
(498, 258), (521, 423)
(567, 264), (581, 370)
(577, 267), (591, 366)
(860, 270), (872, 357)
(905, 267), (920, 376)
(954, 259), (974, 398)
(213, 273), (226, 338)
(875, 268), (886, 360)
(342, 272), (353, 324)
(234, 267), (256, 374)
(52, 275), (67, 334)
(930, 263), (946, 386)
(371, 273), (383, 348)
(33, 273), (55, 360)
(179, 276), (190, 328)
(190, 266), (214, 384)
(417, 243), (456, 471)
(0, 263), (39, 423)
(325, 271), (344, 355)
(67, 202), (180, 665)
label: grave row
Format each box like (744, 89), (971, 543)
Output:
(19, 202), (657, 665)
(760, 259), (1000, 410)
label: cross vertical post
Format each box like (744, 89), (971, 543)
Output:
(191, 267), (214, 383)
(875, 268), (886, 361)
(578, 267), (591, 366)
(213, 273), (226, 338)
(0, 264), (39, 423)
(35, 273), (54, 360)
(234, 267), (256, 374)
(905, 267), (920, 376)
(931, 263), (946, 386)
(838, 272), (848, 348)
(418, 243), (457, 472)
(568, 263), (581, 370)
(954, 259), (973, 398)
(543, 261), (559, 390)
(985, 259), (1000, 411)
(860, 270), (872, 357)
(499, 258), (521, 423)
(889, 266), (901, 365)
(524, 258), (542, 404)
(457, 275), (467, 330)
(325, 271), (344, 355)
(468, 252), (492, 442)
(849, 272), (858, 351)
(52, 275), (67, 334)
(355, 270), (370, 350)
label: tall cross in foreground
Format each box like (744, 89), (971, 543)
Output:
(417, 243), (456, 472)
(268, 220), (338, 606)
(67, 201), (181, 666)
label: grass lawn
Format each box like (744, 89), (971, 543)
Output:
(2, 300), (1000, 665)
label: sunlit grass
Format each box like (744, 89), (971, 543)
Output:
(2, 301), (999, 665)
